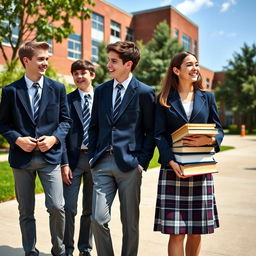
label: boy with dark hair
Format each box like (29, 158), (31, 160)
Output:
(0, 41), (71, 256)
(61, 60), (95, 256)
(88, 41), (155, 256)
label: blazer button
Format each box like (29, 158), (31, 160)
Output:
(112, 126), (116, 131)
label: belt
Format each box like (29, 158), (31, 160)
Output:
(81, 148), (88, 153)
(104, 149), (113, 155)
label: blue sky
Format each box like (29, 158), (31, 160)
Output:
(105, 0), (256, 71)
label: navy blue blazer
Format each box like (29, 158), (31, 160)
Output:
(0, 76), (72, 168)
(155, 89), (224, 166)
(61, 88), (88, 170)
(88, 77), (155, 172)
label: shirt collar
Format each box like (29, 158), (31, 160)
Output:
(113, 73), (133, 90)
(78, 87), (94, 100)
(25, 74), (44, 89)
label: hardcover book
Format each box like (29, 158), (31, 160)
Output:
(174, 153), (216, 165)
(172, 146), (215, 153)
(171, 123), (218, 143)
(179, 163), (218, 177)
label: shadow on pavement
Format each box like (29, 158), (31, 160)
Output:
(0, 246), (51, 256)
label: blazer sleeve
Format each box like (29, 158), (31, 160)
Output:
(51, 84), (72, 145)
(0, 87), (22, 146)
(207, 92), (224, 152)
(154, 101), (175, 166)
(137, 87), (156, 170)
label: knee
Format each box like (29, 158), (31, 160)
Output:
(187, 234), (201, 242)
(169, 234), (185, 244)
(47, 201), (64, 215)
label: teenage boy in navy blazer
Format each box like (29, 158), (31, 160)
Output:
(61, 60), (95, 256)
(88, 41), (155, 256)
(0, 41), (71, 256)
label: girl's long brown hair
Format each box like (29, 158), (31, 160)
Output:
(159, 51), (203, 107)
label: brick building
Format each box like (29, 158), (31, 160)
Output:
(0, 0), (214, 88)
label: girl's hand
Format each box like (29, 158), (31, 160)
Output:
(169, 160), (185, 178)
(182, 135), (215, 146)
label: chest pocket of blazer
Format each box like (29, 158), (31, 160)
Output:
(46, 103), (59, 122)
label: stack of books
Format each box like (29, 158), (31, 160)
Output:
(171, 123), (218, 177)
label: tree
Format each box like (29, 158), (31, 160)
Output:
(0, 0), (94, 70)
(134, 20), (183, 88)
(215, 43), (256, 132)
(93, 41), (110, 86)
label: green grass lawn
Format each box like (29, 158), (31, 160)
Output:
(0, 145), (234, 202)
(0, 161), (43, 202)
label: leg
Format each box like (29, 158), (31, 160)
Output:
(185, 235), (201, 256)
(63, 163), (83, 255)
(91, 156), (117, 256)
(115, 167), (142, 256)
(77, 152), (93, 253)
(38, 160), (65, 256)
(168, 234), (185, 256)
(13, 167), (39, 256)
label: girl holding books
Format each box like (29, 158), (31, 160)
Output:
(154, 51), (224, 256)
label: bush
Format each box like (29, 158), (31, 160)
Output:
(228, 124), (240, 134)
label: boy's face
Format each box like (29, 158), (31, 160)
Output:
(23, 49), (49, 80)
(72, 69), (95, 91)
(107, 51), (132, 83)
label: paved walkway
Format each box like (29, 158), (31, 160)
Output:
(0, 135), (256, 256)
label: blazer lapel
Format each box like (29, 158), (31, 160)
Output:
(189, 90), (206, 122)
(72, 89), (83, 124)
(37, 77), (51, 121)
(16, 77), (34, 123)
(168, 90), (188, 123)
(103, 81), (114, 122)
(113, 77), (137, 123)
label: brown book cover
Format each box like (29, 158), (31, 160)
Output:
(172, 146), (215, 153)
(171, 123), (218, 143)
(179, 162), (218, 177)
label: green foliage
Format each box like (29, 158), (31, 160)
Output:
(0, 161), (43, 202)
(148, 147), (160, 169)
(93, 41), (110, 86)
(215, 43), (256, 131)
(0, 0), (94, 70)
(134, 21), (184, 87)
(228, 124), (240, 134)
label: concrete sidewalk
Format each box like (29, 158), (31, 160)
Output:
(0, 135), (256, 256)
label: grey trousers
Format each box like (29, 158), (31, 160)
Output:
(63, 151), (93, 254)
(91, 154), (142, 256)
(13, 151), (65, 256)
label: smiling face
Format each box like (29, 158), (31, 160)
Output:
(107, 51), (132, 83)
(173, 54), (200, 84)
(23, 49), (49, 81)
(72, 69), (95, 91)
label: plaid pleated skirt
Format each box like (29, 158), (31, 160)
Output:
(154, 166), (219, 234)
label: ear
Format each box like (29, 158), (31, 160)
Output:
(173, 67), (180, 76)
(125, 60), (133, 70)
(23, 57), (30, 66)
(90, 72), (96, 80)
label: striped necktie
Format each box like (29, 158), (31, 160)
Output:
(82, 94), (91, 147)
(32, 83), (40, 123)
(113, 83), (123, 122)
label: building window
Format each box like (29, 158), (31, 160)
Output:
(110, 21), (121, 43)
(174, 28), (179, 39)
(2, 19), (19, 46)
(92, 12), (104, 32)
(68, 34), (81, 59)
(193, 40), (197, 56)
(182, 34), (191, 52)
(126, 28), (134, 41)
(92, 40), (101, 63)
(91, 12), (104, 63)
(206, 78), (211, 89)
